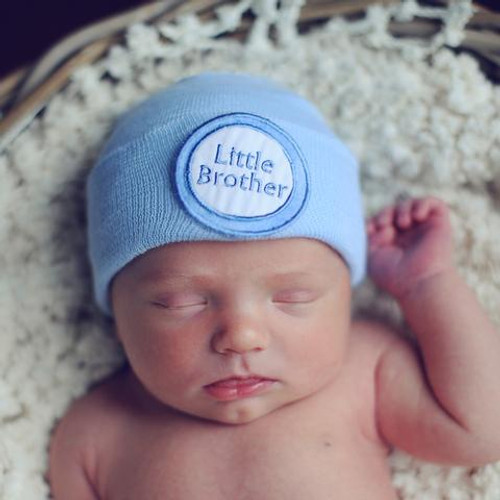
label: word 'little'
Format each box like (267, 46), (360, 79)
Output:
(194, 143), (291, 200)
(214, 144), (275, 173)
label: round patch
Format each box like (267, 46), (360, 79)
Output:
(176, 113), (309, 235)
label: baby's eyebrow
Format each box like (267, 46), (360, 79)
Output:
(138, 272), (200, 287)
(137, 269), (324, 289)
(267, 271), (313, 282)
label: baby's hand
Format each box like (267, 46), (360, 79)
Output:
(367, 197), (454, 300)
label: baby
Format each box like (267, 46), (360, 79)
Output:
(49, 73), (500, 499)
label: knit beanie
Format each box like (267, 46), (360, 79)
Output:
(87, 72), (366, 314)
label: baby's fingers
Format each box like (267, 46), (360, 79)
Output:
(395, 199), (414, 229)
(412, 197), (447, 222)
(368, 224), (396, 249)
(370, 206), (396, 230)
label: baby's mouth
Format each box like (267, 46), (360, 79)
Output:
(203, 376), (276, 401)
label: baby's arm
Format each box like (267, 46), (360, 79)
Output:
(49, 399), (100, 499)
(368, 197), (500, 465)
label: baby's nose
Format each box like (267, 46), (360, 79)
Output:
(211, 309), (270, 355)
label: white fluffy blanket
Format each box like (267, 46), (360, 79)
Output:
(1, 1), (500, 498)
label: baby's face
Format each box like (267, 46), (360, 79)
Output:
(111, 238), (351, 424)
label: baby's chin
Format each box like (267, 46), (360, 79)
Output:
(213, 402), (279, 425)
(161, 391), (292, 426)
(185, 388), (320, 426)
(184, 400), (282, 426)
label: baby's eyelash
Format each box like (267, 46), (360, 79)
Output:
(151, 293), (208, 310)
(153, 301), (206, 310)
(272, 289), (318, 304)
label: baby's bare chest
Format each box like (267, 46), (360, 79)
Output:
(99, 395), (395, 499)
(113, 434), (392, 499)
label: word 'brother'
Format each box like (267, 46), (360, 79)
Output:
(195, 144), (291, 199)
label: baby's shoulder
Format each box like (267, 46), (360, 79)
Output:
(49, 369), (135, 495)
(351, 317), (404, 342)
(50, 368), (130, 467)
(347, 319), (410, 369)
(62, 367), (131, 423)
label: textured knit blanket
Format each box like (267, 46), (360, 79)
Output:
(1, 1), (499, 498)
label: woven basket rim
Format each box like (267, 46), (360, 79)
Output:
(0, 0), (499, 149)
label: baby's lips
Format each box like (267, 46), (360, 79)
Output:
(204, 376), (276, 401)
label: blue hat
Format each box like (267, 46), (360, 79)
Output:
(87, 72), (366, 314)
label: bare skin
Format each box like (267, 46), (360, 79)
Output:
(49, 197), (500, 499)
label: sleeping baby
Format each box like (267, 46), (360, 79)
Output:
(49, 72), (500, 499)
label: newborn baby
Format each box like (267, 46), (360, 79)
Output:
(49, 73), (500, 499)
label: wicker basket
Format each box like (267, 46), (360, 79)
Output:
(0, 0), (499, 149)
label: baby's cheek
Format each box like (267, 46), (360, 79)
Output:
(311, 337), (346, 376)
(120, 329), (171, 375)
(125, 342), (194, 403)
(306, 321), (349, 375)
(281, 330), (344, 391)
(147, 331), (209, 385)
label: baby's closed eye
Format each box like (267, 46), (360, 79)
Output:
(151, 292), (208, 311)
(272, 288), (319, 304)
